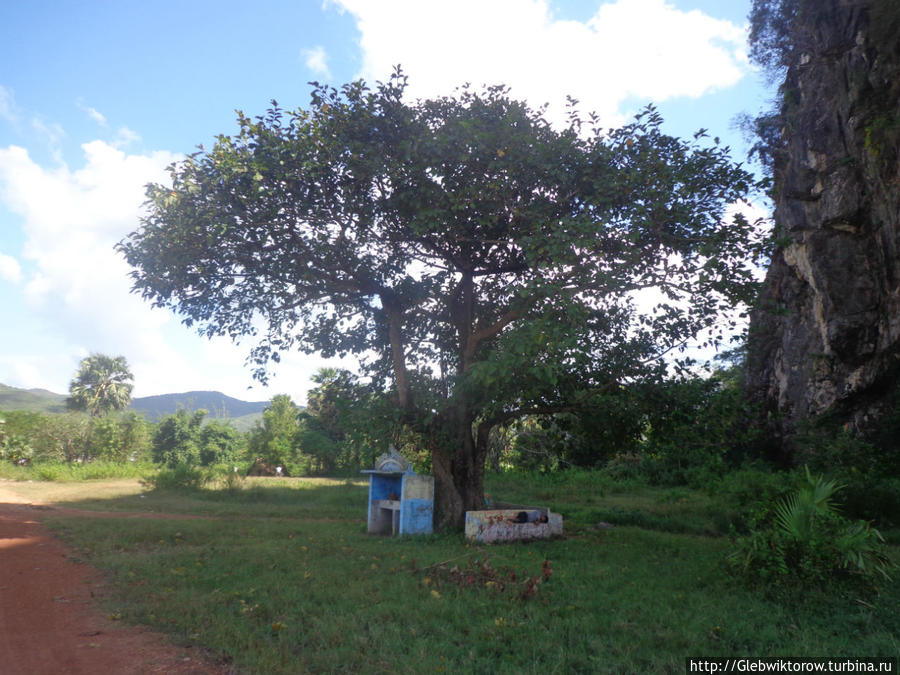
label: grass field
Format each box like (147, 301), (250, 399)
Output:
(5, 473), (898, 674)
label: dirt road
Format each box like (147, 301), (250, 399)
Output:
(0, 485), (226, 674)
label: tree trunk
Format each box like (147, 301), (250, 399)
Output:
(430, 408), (487, 530)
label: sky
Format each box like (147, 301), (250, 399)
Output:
(0, 0), (771, 404)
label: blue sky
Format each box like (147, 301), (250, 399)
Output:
(0, 0), (771, 403)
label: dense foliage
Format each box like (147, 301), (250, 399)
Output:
(247, 394), (302, 471)
(151, 408), (245, 468)
(750, 0), (900, 78)
(298, 368), (389, 474)
(0, 409), (150, 464)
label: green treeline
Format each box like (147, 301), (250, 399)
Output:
(3, 364), (897, 526)
(0, 367), (399, 477)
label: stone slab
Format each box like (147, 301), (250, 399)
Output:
(464, 508), (563, 544)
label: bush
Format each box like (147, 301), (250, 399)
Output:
(0, 428), (34, 465)
(152, 409), (234, 468)
(599, 452), (647, 483)
(2, 409), (153, 465)
(199, 421), (246, 466)
(88, 412), (152, 463)
(840, 477), (900, 529)
(247, 395), (303, 470)
(727, 468), (895, 589)
(142, 463), (209, 491)
(797, 432), (900, 527)
(707, 465), (795, 533)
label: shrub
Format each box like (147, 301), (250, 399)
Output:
(199, 421), (245, 466)
(88, 411), (152, 463)
(247, 395), (303, 470)
(796, 430), (900, 527)
(727, 468), (895, 589)
(708, 466), (794, 533)
(0, 410), (91, 462)
(142, 463), (209, 491)
(840, 477), (900, 529)
(600, 452), (647, 483)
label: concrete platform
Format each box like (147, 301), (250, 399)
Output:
(464, 508), (563, 544)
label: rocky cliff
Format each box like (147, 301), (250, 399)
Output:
(745, 0), (900, 451)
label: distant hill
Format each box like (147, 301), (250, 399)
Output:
(0, 383), (68, 413)
(0, 383), (269, 427)
(128, 391), (269, 421)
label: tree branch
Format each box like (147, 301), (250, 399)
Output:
(465, 308), (521, 361)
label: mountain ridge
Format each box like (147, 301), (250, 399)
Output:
(0, 382), (269, 421)
(129, 390), (269, 421)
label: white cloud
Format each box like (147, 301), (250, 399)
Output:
(29, 118), (66, 162)
(113, 126), (141, 148)
(0, 251), (22, 283)
(0, 140), (352, 401)
(76, 99), (108, 127)
(0, 142), (181, 387)
(0, 356), (61, 393)
(303, 45), (331, 76)
(333, 0), (749, 127)
(74, 100), (140, 147)
(589, 0), (746, 98)
(0, 85), (18, 125)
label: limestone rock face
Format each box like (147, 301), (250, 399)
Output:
(745, 0), (900, 448)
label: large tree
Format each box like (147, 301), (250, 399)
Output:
(67, 353), (134, 418)
(119, 72), (763, 528)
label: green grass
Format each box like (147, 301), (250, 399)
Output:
(0, 460), (156, 481)
(486, 470), (735, 535)
(35, 474), (900, 674)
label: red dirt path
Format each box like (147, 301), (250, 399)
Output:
(0, 490), (227, 674)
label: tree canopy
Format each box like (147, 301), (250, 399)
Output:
(66, 353), (134, 418)
(119, 71), (764, 527)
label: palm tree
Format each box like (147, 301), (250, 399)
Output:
(67, 353), (134, 417)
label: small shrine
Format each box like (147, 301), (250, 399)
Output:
(361, 448), (434, 536)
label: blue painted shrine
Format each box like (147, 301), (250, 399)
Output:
(362, 450), (433, 536)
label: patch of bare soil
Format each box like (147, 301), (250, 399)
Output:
(0, 486), (229, 674)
